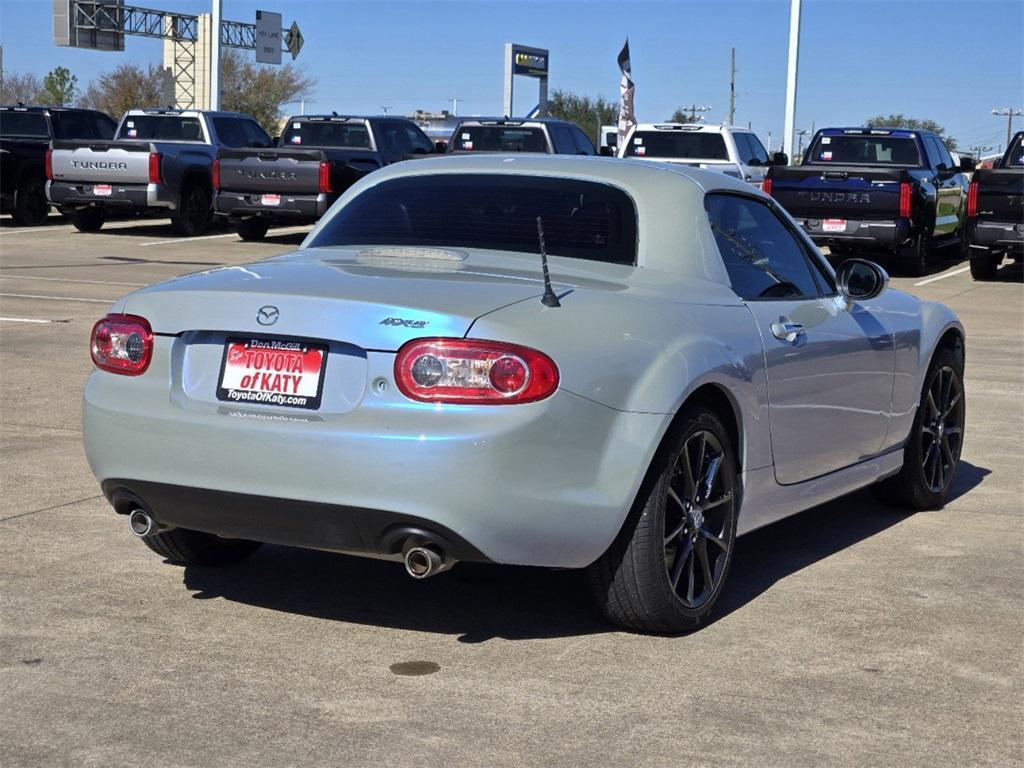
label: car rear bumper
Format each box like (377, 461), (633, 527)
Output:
(47, 180), (176, 211)
(83, 338), (666, 568)
(800, 218), (909, 248)
(215, 190), (330, 220)
(969, 220), (1024, 252)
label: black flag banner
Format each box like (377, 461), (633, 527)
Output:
(617, 38), (636, 152)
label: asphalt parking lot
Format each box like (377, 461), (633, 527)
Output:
(1, 215), (1021, 767)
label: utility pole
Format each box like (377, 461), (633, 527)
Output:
(380, 106), (390, 115)
(728, 47), (736, 126)
(783, 0), (802, 163)
(451, 97), (458, 116)
(969, 144), (992, 161)
(991, 107), (1022, 146)
(795, 128), (809, 158)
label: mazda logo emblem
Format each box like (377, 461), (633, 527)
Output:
(256, 305), (280, 326)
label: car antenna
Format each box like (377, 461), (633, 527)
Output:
(535, 217), (561, 308)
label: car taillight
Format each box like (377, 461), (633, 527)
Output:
(899, 181), (912, 218)
(319, 161), (333, 194)
(395, 338), (559, 405)
(90, 314), (153, 376)
(45, 149), (54, 180)
(212, 158), (220, 190)
(762, 177), (772, 196)
(148, 152), (162, 184)
(967, 180), (978, 218)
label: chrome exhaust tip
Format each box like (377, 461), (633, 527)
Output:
(128, 508), (158, 538)
(403, 544), (451, 579)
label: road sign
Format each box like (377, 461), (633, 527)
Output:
(255, 10), (282, 65)
(285, 20), (303, 60)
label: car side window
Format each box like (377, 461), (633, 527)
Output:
(213, 118), (247, 148)
(931, 136), (954, 170)
(705, 193), (823, 301)
(241, 119), (272, 148)
(571, 126), (596, 155)
(739, 133), (770, 165)
(403, 124), (433, 154)
(547, 124), (569, 154)
(921, 136), (943, 169)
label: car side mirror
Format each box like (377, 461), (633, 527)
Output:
(599, 146), (615, 157)
(434, 141), (447, 153)
(836, 258), (889, 301)
(958, 156), (976, 172)
(771, 152), (789, 166)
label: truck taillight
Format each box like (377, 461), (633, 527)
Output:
(212, 159), (220, 190)
(45, 149), (53, 181)
(762, 178), (773, 196)
(395, 338), (559, 405)
(90, 314), (154, 376)
(967, 180), (979, 218)
(148, 153), (162, 184)
(899, 181), (912, 218)
(319, 161), (333, 194)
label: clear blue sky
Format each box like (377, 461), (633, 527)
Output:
(1, 0), (1022, 152)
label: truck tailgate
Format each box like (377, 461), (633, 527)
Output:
(49, 140), (152, 184)
(217, 148), (381, 195)
(973, 168), (1024, 222)
(768, 166), (906, 220)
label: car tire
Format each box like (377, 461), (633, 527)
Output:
(899, 235), (929, 277)
(969, 250), (999, 280)
(234, 217), (270, 241)
(871, 345), (965, 510)
(588, 407), (739, 633)
(12, 176), (50, 226)
(71, 208), (105, 233)
(171, 183), (212, 236)
(141, 527), (262, 567)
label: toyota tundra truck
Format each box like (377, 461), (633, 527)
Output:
(764, 127), (975, 276)
(966, 131), (1023, 280)
(214, 115), (439, 240)
(46, 108), (272, 235)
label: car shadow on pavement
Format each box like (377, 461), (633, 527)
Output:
(180, 460), (990, 642)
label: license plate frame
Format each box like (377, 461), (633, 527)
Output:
(260, 194), (281, 206)
(93, 184), (113, 197)
(822, 218), (847, 233)
(215, 336), (328, 410)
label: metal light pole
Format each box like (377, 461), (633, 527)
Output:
(991, 107), (1023, 146)
(210, 0), (222, 110)
(728, 47), (736, 126)
(782, 0), (802, 163)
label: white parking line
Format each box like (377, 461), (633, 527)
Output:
(0, 292), (113, 303)
(914, 266), (971, 286)
(0, 224), (76, 235)
(0, 316), (52, 324)
(137, 225), (311, 247)
(1, 274), (147, 287)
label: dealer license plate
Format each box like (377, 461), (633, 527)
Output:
(94, 184), (113, 197)
(261, 194), (281, 206)
(822, 218), (847, 233)
(216, 337), (327, 410)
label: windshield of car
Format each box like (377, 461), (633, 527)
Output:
(280, 120), (372, 148)
(118, 115), (204, 142)
(450, 126), (548, 153)
(0, 111), (48, 138)
(805, 135), (921, 166)
(624, 131), (729, 160)
(309, 174), (638, 265)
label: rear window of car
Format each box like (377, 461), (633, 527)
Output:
(805, 135), (921, 166)
(309, 173), (638, 266)
(451, 126), (548, 153)
(52, 110), (117, 140)
(118, 115), (204, 142)
(0, 111), (49, 138)
(625, 131), (729, 160)
(280, 120), (372, 148)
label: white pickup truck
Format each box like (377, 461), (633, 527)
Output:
(617, 123), (785, 185)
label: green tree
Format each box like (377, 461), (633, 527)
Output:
(219, 50), (315, 134)
(38, 67), (79, 106)
(865, 113), (958, 150)
(0, 70), (42, 104)
(546, 89), (617, 144)
(79, 63), (169, 118)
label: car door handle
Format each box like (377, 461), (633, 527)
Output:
(770, 320), (805, 344)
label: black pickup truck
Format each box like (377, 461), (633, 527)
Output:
(765, 127), (975, 275)
(966, 131), (1023, 280)
(214, 115), (440, 240)
(0, 105), (117, 226)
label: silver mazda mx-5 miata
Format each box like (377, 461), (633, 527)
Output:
(83, 155), (966, 632)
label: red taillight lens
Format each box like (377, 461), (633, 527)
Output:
(395, 338), (559, 405)
(762, 177), (772, 197)
(212, 158), (220, 190)
(967, 180), (978, 218)
(148, 152), (162, 184)
(319, 161), (333, 194)
(899, 181), (912, 218)
(45, 149), (54, 180)
(90, 314), (153, 376)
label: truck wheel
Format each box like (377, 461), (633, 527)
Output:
(969, 250), (999, 280)
(71, 208), (106, 233)
(234, 217), (270, 241)
(899, 235), (929, 277)
(141, 526), (262, 566)
(171, 183), (212, 236)
(12, 176), (50, 226)
(588, 407), (739, 633)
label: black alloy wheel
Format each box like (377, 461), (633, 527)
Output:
(918, 364), (964, 495)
